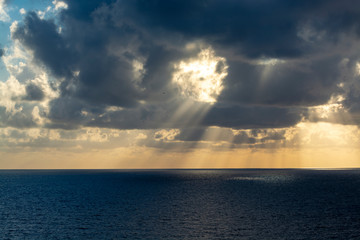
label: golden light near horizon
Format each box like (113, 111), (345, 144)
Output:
(295, 95), (360, 168)
(172, 47), (228, 103)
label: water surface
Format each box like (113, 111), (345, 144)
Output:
(0, 169), (359, 239)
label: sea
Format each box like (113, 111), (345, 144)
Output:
(0, 169), (359, 239)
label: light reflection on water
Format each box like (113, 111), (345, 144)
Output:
(229, 175), (295, 183)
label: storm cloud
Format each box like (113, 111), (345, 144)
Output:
(10, 0), (360, 130)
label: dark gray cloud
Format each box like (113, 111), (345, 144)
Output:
(0, 48), (4, 57)
(46, 97), (97, 129)
(119, 0), (360, 58)
(11, 0), (360, 130)
(220, 57), (342, 107)
(13, 12), (76, 78)
(23, 83), (45, 101)
(0, 105), (38, 128)
(203, 105), (303, 129)
(122, 0), (310, 58)
(173, 127), (256, 144)
(233, 133), (256, 145)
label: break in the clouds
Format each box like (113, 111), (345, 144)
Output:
(2, 0), (360, 156)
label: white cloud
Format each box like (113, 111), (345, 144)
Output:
(0, 0), (10, 22)
(0, 76), (26, 112)
(154, 129), (180, 141)
(52, 0), (68, 11)
(172, 47), (228, 103)
(33, 1), (68, 20)
(32, 106), (44, 125)
(9, 21), (18, 36)
(37, 10), (46, 19)
(0, 25), (59, 129)
(19, 8), (26, 15)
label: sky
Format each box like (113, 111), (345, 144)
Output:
(0, 0), (360, 169)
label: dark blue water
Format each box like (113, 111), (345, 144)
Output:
(0, 169), (360, 239)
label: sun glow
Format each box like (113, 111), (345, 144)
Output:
(172, 47), (228, 103)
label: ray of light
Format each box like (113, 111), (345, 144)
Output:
(187, 126), (235, 168)
(163, 100), (212, 129)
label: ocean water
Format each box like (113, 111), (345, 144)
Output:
(0, 169), (360, 239)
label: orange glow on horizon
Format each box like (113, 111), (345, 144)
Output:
(1, 142), (359, 169)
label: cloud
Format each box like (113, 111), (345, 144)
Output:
(220, 56), (343, 107)
(203, 105), (304, 129)
(118, 0), (360, 58)
(0, 0), (10, 22)
(122, 0), (307, 58)
(0, 104), (39, 128)
(23, 83), (45, 101)
(19, 8), (26, 15)
(8, 0), (360, 133)
(134, 126), (297, 151)
(52, 0), (68, 11)
(13, 12), (76, 78)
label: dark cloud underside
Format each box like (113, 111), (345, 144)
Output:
(11, 0), (360, 129)
(23, 83), (45, 101)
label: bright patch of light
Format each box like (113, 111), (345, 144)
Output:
(308, 95), (346, 120)
(256, 58), (285, 66)
(311, 103), (344, 119)
(131, 59), (146, 91)
(105, 106), (124, 112)
(52, 0), (68, 11)
(19, 8), (26, 15)
(356, 62), (360, 75)
(297, 122), (360, 148)
(154, 129), (180, 141)
(132, 59), (145, 80)
(173, 47), (228, 103)
(37, 10), (46, 19)
(0, 76), (25, 112)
